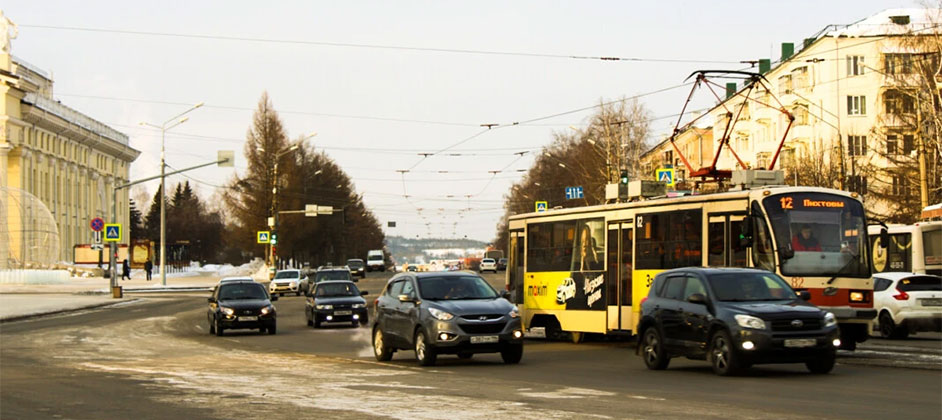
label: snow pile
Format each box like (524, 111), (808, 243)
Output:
(0, 269), (70, 284)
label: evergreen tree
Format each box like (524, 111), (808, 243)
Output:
(129, 199), (144, 242)
(143, 185), (165, 243)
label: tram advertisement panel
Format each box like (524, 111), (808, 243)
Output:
(525, 218), (606, 311)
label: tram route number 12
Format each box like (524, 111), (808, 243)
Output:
(780, 197), (794, 210)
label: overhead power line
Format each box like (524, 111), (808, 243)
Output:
(22, 24), (744, 65)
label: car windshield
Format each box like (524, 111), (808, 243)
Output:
(316, 271), (351, 281)
(763, 193), (871, 278)
(218, 284), (268, 300)
(417, 275), (498, 300)
(315, 282), (360, 297)
(274, 271), (300, 279)
(707, 272), (797, 302)
(347, 260), (364, 268)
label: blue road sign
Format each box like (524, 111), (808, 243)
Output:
(103, 224), (122, 242)
(535, 201), (548, 212)
(565, 186), (584, 200)
(656, 168), (675, 186)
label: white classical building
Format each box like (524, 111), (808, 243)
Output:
(1, 36), (140, 266)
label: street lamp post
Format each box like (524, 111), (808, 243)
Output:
(263, 132), (317, 272)
(140, 102), (204, 286)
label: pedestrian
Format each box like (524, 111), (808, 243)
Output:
(144, 259), (153, 281)
(122, 259), (131, 281)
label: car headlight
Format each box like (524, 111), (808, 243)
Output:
(316, 304), (333, 310)
(509, 307), (520, 318)
(352, 303), (366, 309)
(428, 307), (454, 321)
(260, 305), (274, 315)
(734, 314), (766, 330)
(823, 312), (837, 328)
(220, 307), (235, 316)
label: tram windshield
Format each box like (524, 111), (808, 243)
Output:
(763, 193), (870, 278)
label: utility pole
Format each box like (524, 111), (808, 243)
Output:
(263, 132), (316, 275)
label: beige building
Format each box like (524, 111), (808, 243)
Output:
(702, 8), (938, 218)
(639, 126), (713, 187)
(1, 48), (140, 266)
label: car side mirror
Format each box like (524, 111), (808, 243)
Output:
(797, 290), (811, 301)
(500, 290), (511, 300)
(398, 294), (413, 303)
(361, 290), (369, 296)
(270, 295), (278, 301)
(687, 293), (707, 304)
(880, 228), (889, 249)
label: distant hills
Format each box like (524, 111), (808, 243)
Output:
(386, 236), (490, 264)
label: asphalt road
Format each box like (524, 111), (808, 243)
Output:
(2, 272), (941, 420)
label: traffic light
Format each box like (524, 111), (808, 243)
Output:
(272, 245), (277, 257)
(271, 232), (278, 245)
(620, 170), (629, 184)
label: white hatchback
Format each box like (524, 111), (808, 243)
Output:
(872, 272), (942, 338)
(269, 269), (303, 297)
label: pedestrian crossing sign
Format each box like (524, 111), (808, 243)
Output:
(103, 224), (122, 242)
(656, 168), (675, 186)
(257, 231), (271, 244)
(535, 201), (548, 212)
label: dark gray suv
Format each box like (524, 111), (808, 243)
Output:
(372, 272), (524, 366)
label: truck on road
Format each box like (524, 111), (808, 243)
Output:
(367, 249), (386, 272)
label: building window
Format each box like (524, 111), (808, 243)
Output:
(884, 90), (915, 115)
(847, 95), (866, 116)
(885, 54), (914, 75)
(892, 175), (912, 196)
(847, 175), (868, 194)
(848, 135), (867, 156)
(778, 74), (793, 95)
(847, 55), (865, 76)
(792, 66), (809, 89)
(792, 103), (809, 125)
(886, 133), (915, 155)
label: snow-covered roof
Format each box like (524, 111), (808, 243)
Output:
(827, 8), (942, 37)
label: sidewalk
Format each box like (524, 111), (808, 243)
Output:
(0, 272), (230, 322)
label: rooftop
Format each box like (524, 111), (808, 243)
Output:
(826, 8), (942, 38)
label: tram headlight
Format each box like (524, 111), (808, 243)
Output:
(823, 312), (837, 328)
(849, 291), (867, 303)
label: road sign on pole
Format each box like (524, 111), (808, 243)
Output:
(90, 217), (105, 232)
(317, 205), (334, 215)
(257, 231), (271, 244)
(565, 186), (584, 200)
(103, 224), (122, 242)
(656, 168), (676, 186)
(305, 204), (317, 217)
(535, 201), (548, 212)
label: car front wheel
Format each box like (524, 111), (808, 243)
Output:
(372, 328), (393, 361)
(641, 327), (670, 370)
(500, 344), (523, 364)
(214, 317), (224, 337)
(414, 330), (437, 366)
(709, 330), (744, 376)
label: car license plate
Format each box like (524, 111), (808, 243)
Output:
(920, 298), (942, 306)
(335, 310), (352, 315)
(471, 335), (499, 344)
(784, 338), (816, 348)
(238, 316), (258, 322)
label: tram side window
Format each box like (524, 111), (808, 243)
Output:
(527, 221), (576, 272)
(636, 210), (702, 270)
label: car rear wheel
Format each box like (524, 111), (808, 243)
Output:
(709, 330), (743, 376)
(500, 344), (523, 364)
(372, 328), (393, 361)
(806, 352), (836, 374)
(641, 327), (670, 370)
(879, 312), (909, 339)
(414, 331), (437, 366)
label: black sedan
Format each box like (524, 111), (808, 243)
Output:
(637, 267), (839, 376)
(207, 280), (277, 336)
(305, 281), (369, 328)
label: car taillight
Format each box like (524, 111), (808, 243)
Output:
(892, 289), (909, 301)
(373, 298), (379, 307)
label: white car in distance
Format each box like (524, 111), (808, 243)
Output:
(872, 272), (942, 338)
(479, 258), (498, 273)
(269, 269), (303, 297)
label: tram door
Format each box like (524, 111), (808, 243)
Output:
(707, 214), (748, 267)
(508, 230), (525, 305)
(607, 222), (633, 331)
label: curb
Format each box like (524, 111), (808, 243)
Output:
(0, 298), (141, 324)
(124, 287), (213, 293)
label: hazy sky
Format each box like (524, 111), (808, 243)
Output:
(4, 0), (919, 242)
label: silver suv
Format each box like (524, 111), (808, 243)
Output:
(371, 272), (524, 366)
